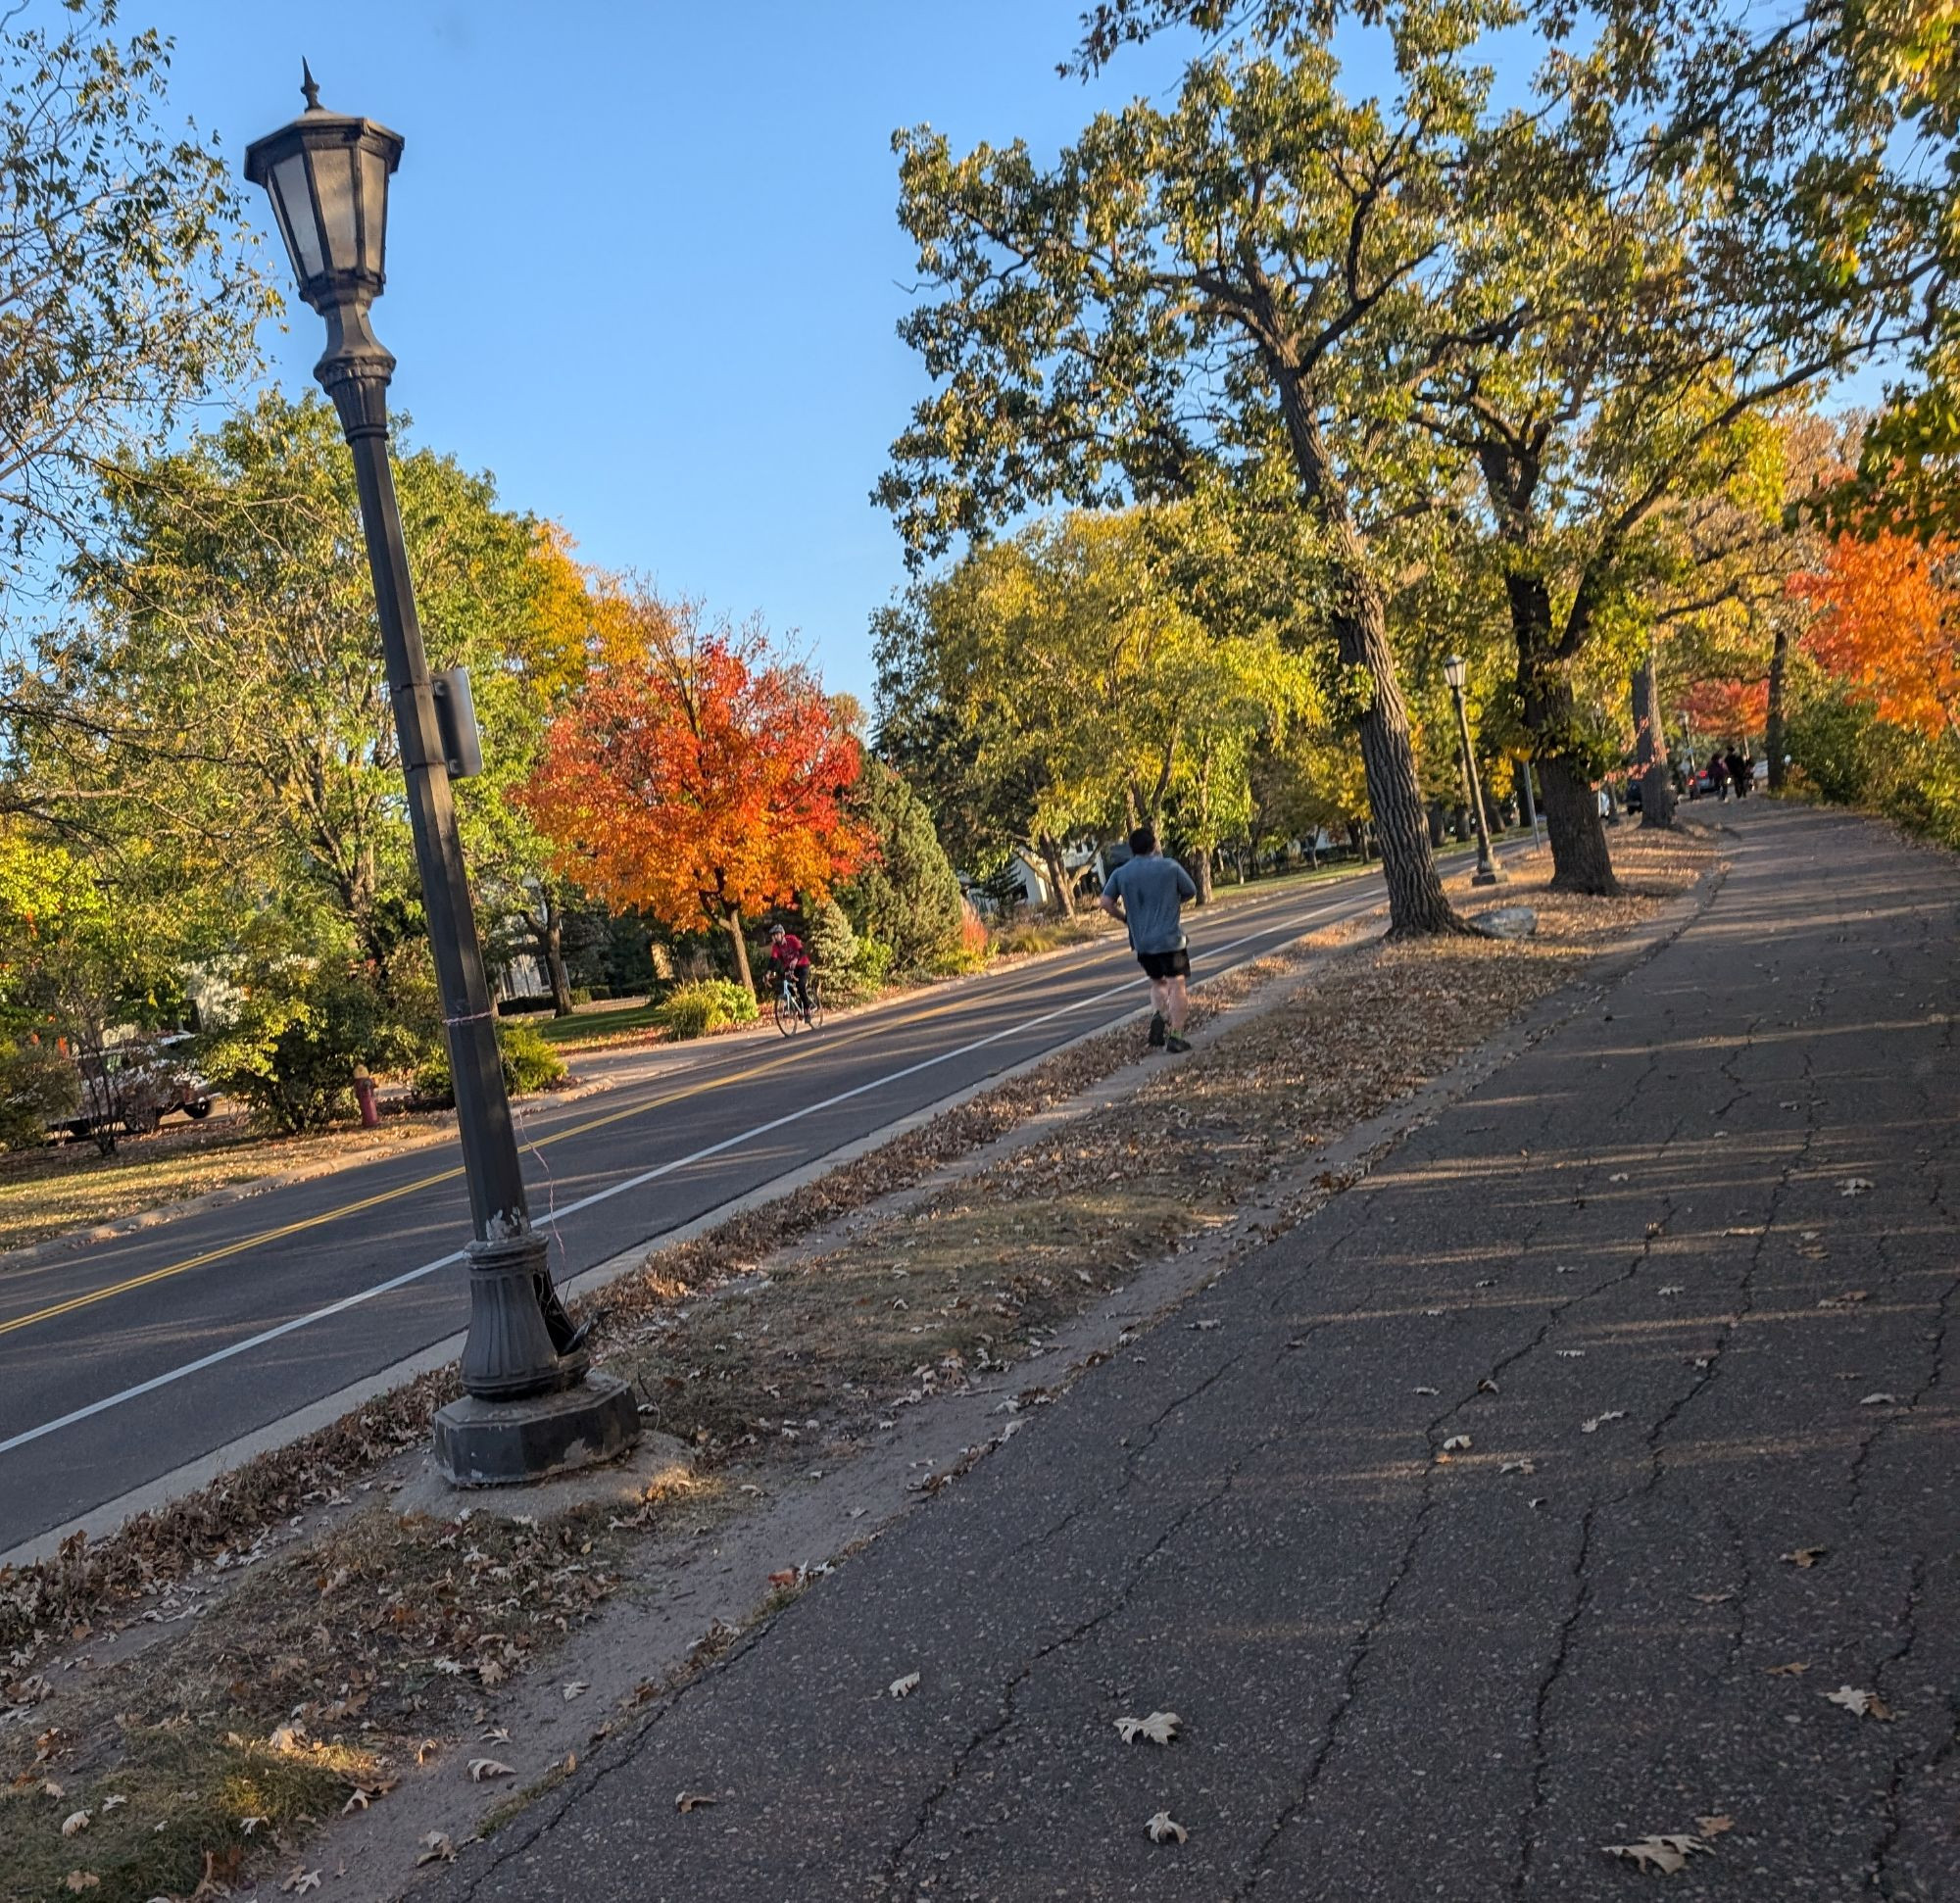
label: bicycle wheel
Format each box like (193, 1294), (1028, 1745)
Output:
(774, 985), (801, 1036)
(805, 979), (824, 1030)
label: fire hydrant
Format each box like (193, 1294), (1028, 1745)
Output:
(352, 1063), (379, 1128)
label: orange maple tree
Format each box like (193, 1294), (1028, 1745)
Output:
(1789, 531), (1960, 738)
(515, 591), (867, 994)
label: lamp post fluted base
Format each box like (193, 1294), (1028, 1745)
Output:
(433, 1373), (641, 1488)
(1472, 862), (1507, 886)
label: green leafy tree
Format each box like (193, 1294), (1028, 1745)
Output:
(878, 13), (1504, 933)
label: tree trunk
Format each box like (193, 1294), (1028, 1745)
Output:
(1038, 833), (1075, 916)
(1427, 803), (1446, 847)
(1509, 571), (1619, 895)
(1516, 759), (1538, 832)
(1632, 647), (1677, 829)
(524, 886), (575, 1015)
(1766, 618), (1790, 794)
(1194, 849), (1214, 904)
(723, 903), (755, 995)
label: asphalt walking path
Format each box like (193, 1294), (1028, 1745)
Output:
(430, 800), (1960, 1902)
(1, 854), (1494, 1560)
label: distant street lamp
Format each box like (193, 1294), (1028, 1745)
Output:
(246, 70), (637, 1486)
(1442, 655), (1505, 888)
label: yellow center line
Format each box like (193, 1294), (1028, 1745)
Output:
(0, 931), (1155, 1342)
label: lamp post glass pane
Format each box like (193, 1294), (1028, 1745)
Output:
(1443, 655), (1467, 692)
(358, 143), (389, 277)
(311, 140), (361, 274)
(271, 151), (323, 279)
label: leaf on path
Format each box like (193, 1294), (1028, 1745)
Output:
(61, 1811), (89, 1836)
(480, 1727), (511, 1742)
(1192, 1319), (1221, 1332)
(1581, 1411), (1628, 1434)
(415, 1833), (455, 1867)
(1657, 1285), (1686, 1297)
(468, 1758), (515, 1781)
(1609, 1172), (1630, 1183)
(280, 1871), (321, 1895)
(1442, 1436), (1472, 1452)
(1766, 1662), (1808, 1677)
(1600, 1832), (1713, 1875)
(1146, 1811), (1188, 1844)
(1839, 1178), (1874, 1196)
(1413, 1386), (1440, 1395)
(1690, 1591), (1735, 1605)
(889, 1672), (921, 1699)
(1499, 1459), (1537, 1476)
(1555, 1348), (1586, 1358)
(1781, 1547), (1827, 1569)
(1697, 1816), (1735, 1837)
(1859, 1392), (1899, 1407)
(1478, 1378), (1500, 1394)
(1824, 1685), (1894, 1719)
(1114, 1711), (1181, 1745)
(675, 1791), (717, 1813)
(562, 1681), (590, 1701)
(1818, 1291), (1869, 1307)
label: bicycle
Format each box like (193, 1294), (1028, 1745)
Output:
(773, 968), (823, 1036)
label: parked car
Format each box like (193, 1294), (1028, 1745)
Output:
(54, 1033), (214, 1140)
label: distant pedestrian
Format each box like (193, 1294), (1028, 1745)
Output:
(1726, 747), (1750, 799)
(1708, 751), (1732, 802)
(1100, 826), (1197, 1054)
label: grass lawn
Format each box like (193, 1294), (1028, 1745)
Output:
(533, 1000), (668, 1049)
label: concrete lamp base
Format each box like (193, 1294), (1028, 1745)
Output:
(1471, 865), (1507, 886)
(432, 1372), (641, 1488)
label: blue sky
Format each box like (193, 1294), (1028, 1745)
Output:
(155, 2), (1196, 705)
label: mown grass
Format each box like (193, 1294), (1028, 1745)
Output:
(533, 1000), (669, 1048)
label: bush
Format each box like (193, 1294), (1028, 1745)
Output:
(203, 966), (409, 1134)
(655, 978), (759, 1040)
(0, 1040), (79, 1150)
(853, 933), (895, 992)
(411, 1018), (568, 1107)
(805, 897), (858, 973)
(568, 986), (594, 1006)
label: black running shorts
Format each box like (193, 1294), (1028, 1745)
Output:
(1137, 947), (1191, 980)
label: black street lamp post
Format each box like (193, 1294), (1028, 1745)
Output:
(246, 71), (637, 1486)
(1442, 654), (1505, 888)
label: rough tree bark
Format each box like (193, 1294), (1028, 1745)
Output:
(1765, 618), (1790, 793)
(722, 901), (755, 995)
(1037, 832), (1076, 916)
(1266, 357), (1457, 934)
(1632, 646), (1677, 829)
(518, 884), (574, 1016)
(1509, 571), (1619, 894)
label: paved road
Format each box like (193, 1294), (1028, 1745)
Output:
(0, 854), (1481, 1556)
(433, 800), (1960, 1902)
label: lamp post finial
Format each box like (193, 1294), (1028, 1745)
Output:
(301, 59), (321, 112)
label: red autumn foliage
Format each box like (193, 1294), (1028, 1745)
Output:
(515, 591), (867, 991)
(1677, 676), (1769, 737)
(1789, 530), (1960, 739)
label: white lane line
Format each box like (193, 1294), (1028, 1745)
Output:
(0, 893), (1362, 1459)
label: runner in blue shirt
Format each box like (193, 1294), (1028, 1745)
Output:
(1099, 825), (1198, 1052)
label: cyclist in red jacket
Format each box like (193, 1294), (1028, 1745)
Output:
(767, 923), (812, 1013)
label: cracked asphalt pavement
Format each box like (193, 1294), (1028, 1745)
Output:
(426, 801), (1958, 1901)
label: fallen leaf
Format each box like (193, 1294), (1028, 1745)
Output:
(562, 1682), (590, 1702)
(467, 1759), (515, 1781)
(1839, 1178), (1874, 1196)
(1859, 1392), (1899, 1407)
(280, 1872), (321, 1895)
(1442, 1435), (1472, 1452)
(61, 1811), (89, 1837)
(1581, 1411), (1628, 1434)
(1499, 1459), (1536, 1476)
(675, 1791), (717, 1813)
(415, 1833), (455, 1867)
(1824, 1684), (1894, 1720)
(1114, 1711), (1181, 1745)
(1782, 1547), (1827, 1569)
(1554, 1348), (1586, 1358)
(1766, 1662), (1809, 1677)
(63, 1876), (99, 1894)
(1657, 1285), (1686, 1297)
(1413, 1386), (1440, 1395)
(1690, 1591), (1735, 1605)
(889, 1672), (921, 1700)
(240, 1815), (269, 1835)
(1478, 1378), (1499, 1394)
(1146, 1811), (1188, 1844)
(1600, 1833), (1712, 1876)
(1697, 1816), (1735, 1837)
(341, 1790), (369, 1815)
(39, 1780), (64, 1799)
(479, 1727), (511, 1743)
(99, 1797), (125, 1813)
(1609, 1172), (1630, 1183)
(1817, 1290), (1869, 1307)
(1192, 1319), (1221, 1332)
